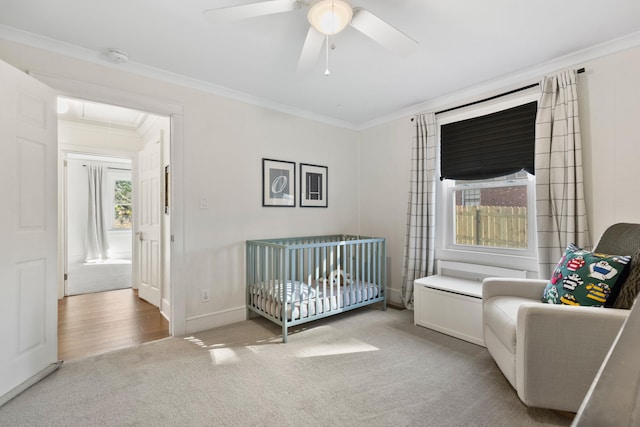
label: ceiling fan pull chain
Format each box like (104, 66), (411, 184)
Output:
(324, 34), (330, 76)
(323, 0), (335, 76)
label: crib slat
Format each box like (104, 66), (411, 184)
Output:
(349, 240), (354, 301)
(300, 246), (304, 319)
(364, 242), (368, 283)
(282, 248), (289, 341)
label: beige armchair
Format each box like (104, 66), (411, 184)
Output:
(482, 223), (640, 412)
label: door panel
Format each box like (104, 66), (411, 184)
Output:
(0, 59), (57, 398)
(137, 138), (162, 307)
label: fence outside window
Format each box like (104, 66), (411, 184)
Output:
(456, 205), (528, 248)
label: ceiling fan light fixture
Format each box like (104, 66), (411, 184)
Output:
(308, 0), (353, 35)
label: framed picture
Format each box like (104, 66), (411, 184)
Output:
(300, 163), (328, 207)
(262, 158), (296, 207)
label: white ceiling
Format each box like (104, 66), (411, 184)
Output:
(2, 0), (640, 128)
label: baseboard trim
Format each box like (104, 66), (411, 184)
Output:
(386, 302), (406, 310)
(387, 287), (403, 306)
(185, 306), (246, 335)
(161, 298), (171, 322)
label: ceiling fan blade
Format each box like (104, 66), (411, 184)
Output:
(349, 8), (419, 56)
(297, 26), (325, 73)
(203, 0), (298, 22)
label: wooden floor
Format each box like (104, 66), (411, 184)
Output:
(58, 288), (169, 361)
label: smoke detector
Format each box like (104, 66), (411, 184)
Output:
(103, 48), (129, 64)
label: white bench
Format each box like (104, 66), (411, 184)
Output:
(414, 261), (527, 346)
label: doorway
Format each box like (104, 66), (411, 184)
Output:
(65, 153), (133, 296)
(58, 97), (171, 359)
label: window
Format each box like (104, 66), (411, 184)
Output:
(108, 170), (132, 230)
(460, 188), (480, 207)
(113, 179), (132, 229)
(437, 91), (539, 267)
(451, 171), (530, 249)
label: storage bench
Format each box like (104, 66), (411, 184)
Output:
(414, 261), (527, 347)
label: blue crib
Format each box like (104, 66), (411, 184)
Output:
(246, 235), (386, 342)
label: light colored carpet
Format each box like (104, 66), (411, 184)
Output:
(0, 308), (572, 426)
(67, 259), (132, 295)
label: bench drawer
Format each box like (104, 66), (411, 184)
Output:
(414, 284), (484, 346)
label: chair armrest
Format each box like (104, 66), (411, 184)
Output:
(516, 303), (628, 412)
(482, 277), (548, 302)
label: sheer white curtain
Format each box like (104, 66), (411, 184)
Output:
(535, 69), (590, 278)
(85, 165), (109, 262)
(401, 113), (437, 309)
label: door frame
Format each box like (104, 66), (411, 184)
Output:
(35, 72), (186, 336)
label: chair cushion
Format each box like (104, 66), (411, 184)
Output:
(541, 243), (631, 307)
(484, 296), (536, 353)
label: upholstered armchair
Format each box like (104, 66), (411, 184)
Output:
(482, 223), (640, 412)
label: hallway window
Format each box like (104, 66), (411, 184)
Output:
(108, 170), (132, 230)
(114, 179), (132, 229)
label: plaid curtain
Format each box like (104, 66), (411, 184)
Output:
(535, 69), (591, 279)
(401, 113), (436, 309)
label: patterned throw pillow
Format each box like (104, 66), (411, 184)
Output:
(542, 243), (631, 307)
(613, 247), (640, 309)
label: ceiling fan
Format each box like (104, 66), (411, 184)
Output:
(203, 0), (419, 73)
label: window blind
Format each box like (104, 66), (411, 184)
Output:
(440, 101), (537, 180)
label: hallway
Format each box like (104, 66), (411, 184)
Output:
(58, 288), (169, 361)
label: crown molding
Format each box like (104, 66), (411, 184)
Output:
(0, 24), (358, 131)
(357, 30), (640, 130)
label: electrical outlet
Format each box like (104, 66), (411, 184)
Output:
(201, 289), (210, 302)
(200, 197), (208, 209)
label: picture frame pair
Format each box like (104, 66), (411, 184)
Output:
(262, 158), (327, 208)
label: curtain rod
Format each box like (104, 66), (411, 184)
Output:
(82, 164), (131, 172)
(412, 68), (585, 120)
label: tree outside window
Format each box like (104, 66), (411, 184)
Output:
(113, 180), (132, 229)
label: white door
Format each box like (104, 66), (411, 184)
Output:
(137, 138), (162, 307)
(0, 60), (58, 398)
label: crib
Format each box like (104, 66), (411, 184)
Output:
(246, 235), (386, 342)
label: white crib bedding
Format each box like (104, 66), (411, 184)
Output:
(249, 279), (380, 321)
(252, 281), (317, 303)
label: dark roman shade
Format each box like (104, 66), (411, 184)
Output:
(440, 101), (537, 180)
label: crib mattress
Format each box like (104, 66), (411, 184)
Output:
(249, 279), (380, 321)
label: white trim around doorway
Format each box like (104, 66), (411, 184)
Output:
(32, 71), (187, 337)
